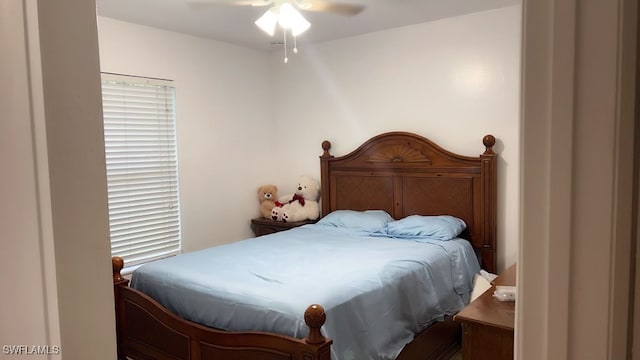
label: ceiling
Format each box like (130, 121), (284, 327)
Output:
(96, 0), (520, 51)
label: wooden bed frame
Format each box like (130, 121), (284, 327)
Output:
(111, 131), (497, 360)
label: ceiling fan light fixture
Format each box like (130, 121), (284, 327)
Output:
(254, 7), (279, 36)
(253, 1), (313, 63)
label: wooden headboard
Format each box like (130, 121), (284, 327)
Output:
(319, 132), (498, 273)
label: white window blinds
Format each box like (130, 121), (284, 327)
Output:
(101, 73), (182, 268)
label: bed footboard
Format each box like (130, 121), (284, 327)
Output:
(112, 257), (332, 360)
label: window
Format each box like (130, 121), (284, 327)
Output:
(101, 73), (182, 268)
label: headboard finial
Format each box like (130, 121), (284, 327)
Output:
(304, 304), (328, 344)
(321, 141), (333, 159)
(112, 256), (129, 286)
(483, 135), (496, 154)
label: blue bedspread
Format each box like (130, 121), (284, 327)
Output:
(131, 224), (480, 360)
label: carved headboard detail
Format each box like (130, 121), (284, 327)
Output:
(319, 132), (497, 273)
(366, 144), (431, 163)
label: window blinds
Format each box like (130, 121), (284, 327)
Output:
(101, 73), (182, 268)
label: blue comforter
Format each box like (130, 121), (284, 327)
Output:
(131, 224), (480, 360)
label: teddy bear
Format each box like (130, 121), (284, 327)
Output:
(271, 175), (320, 222)
(257, 184), (279, 219)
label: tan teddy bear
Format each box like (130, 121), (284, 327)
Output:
(258, 184), (279, 219)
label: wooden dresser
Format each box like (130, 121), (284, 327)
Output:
(250, 218), (316, 236)
(454, 264), (516, 360)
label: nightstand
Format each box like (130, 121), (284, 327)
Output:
(250, 218), (317, 237)
(454, 264), (516, 360)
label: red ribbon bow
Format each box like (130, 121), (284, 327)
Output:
(274, 194), (306, 207)
(290, 194), (305, 206)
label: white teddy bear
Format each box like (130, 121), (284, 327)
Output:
(271, 175), (320, 222)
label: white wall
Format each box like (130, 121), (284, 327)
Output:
(270, 5), (521, 271)
(98, 5), (520, 271)
(98, 18), (273, 252)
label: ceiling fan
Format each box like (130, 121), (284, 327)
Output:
(188, 0), (366, 17)
(188, 0), (365, 63)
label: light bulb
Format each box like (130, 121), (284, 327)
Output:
(278, 3), (310, 36)
(255, 8), (278, 36)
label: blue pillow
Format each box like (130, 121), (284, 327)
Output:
(383, 215), (467, 241)
(316, 210), (394, 232)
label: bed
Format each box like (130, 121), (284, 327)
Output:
(111, 131), (498, 360)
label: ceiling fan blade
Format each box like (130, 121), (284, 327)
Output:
(187, 0), (272, 9)
(300, 0), (365, 16)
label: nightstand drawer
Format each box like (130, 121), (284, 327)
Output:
(250, 218), (316, 236)
(460, 322), (514, 360)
